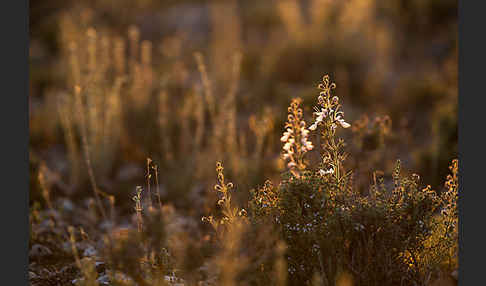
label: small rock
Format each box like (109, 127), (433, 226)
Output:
(29, 244), (52, 259)
(40, 268), (52, 276)
(60, 265), (78, 277)
(40, 219), (56, 228)
(83, 246), (98, 257)
(97, 274), (110, 285)
(61, 199), (74, 212)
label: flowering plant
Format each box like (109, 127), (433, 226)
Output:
(280, 98), (314, 178)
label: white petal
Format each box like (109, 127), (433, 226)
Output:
(337, 118), (350, 128)
(321, 108), (328, 116)
(319, 168), (334, 176)
(280, 134), (289, 142)
(340, 121), (351, 128)
(283, 142), (291, 151)
(306, 142), (314, 150)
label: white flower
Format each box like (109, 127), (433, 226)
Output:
(283, 142), (292, 151)
(304, 141), (314, 150)
(280, 128), (293, 142)
(280, 133), (290, 142)
(280, 99), (315, 172)
(301, 128), (310, 137)
(340, 121), (351, 128)
(319, 168), (334, 176)
(309, 108), (328, 131)
(336, 115), (350, 128)
(315, 108), (328, 122)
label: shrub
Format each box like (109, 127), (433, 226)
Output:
(245, 75), (458, 286)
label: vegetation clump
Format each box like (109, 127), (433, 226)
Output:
(29, 2), (458, 284)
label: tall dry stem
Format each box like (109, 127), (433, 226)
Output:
(73, 85), (108, 221)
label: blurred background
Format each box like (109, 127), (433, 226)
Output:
(29, 0), (457, 215)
